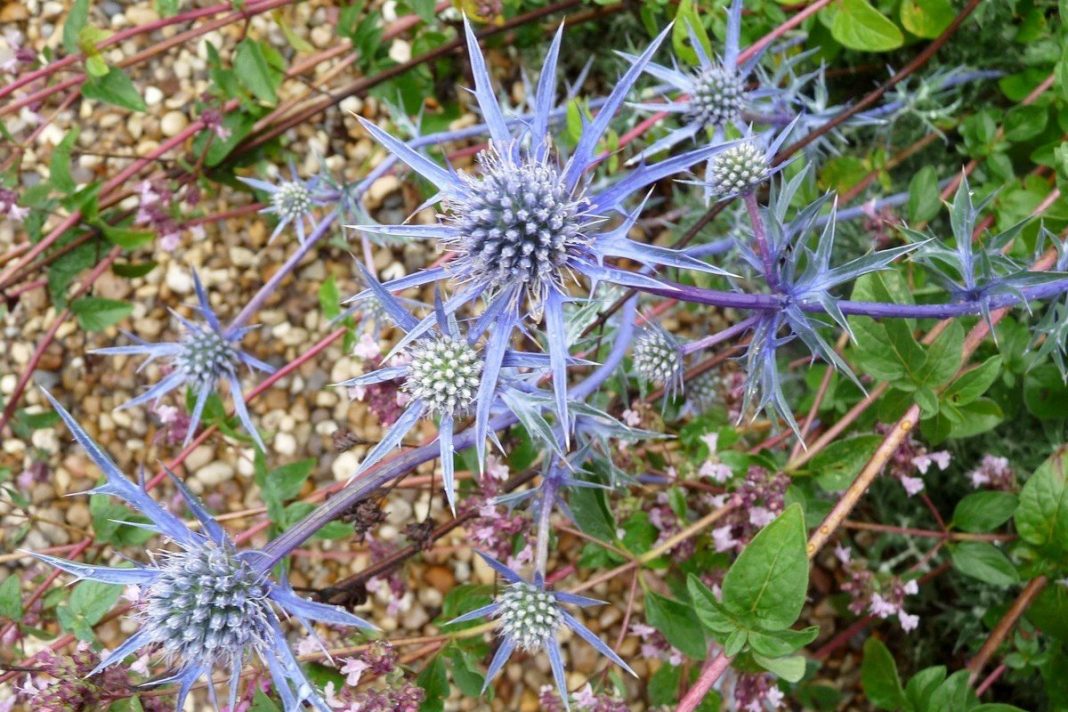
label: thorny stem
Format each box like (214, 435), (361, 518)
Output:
(534, 478), (559, 579)
(681, 316), (759, 356)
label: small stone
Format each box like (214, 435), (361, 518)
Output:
(424, 565), (455, 594)
(165, 262), (193, 294)
(144, 86), (163, 106)
(332, 450), (361, 481)
(195, 461), (234, 486)
(185, 444), (215, 472)
(273, 432), (297, 456)
(160, 111), (188, 138)
(67, 502), (91, 529)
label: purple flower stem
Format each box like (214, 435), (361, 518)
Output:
(638, 278), (1068, 320)
(744, 192), (780, 292)
(254, 297), (640, 574)
(681, 316), (759, 356)
(226, 209), (339, 334)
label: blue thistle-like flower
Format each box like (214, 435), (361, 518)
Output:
(449, 553), (634, 711)
(30, 390), (374, 712)
(92, 271), (273, 450)
(624, 0), (771, 178)
(238, 162), (329, 243)
(348, 18), (734, 467)
(702, 123), (794, 200)
(339, 265), (578, 513)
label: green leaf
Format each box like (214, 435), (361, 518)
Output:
(248, 690), (282, 712)
(687, 574), (736, 634)
(569, 483), (617, 543)
(809, 434), (881, 492)
(905, 666), (946, 712)
(319, 275), (341, 320)
(944, 356), (1002, 407)
(748, 627), (819, 657)
(100, 224), (155, 250)
(91, 494), (155, 547)
(946, 398), (1003, 439)
(0, 575), (23, 621)
(950, 541), (1019, 586)
(721, 504), (808, 631)
(416, 655), (449, 712)
(112, 261), (158, 278)
(648, 663), (682, 706)
(81, 69), (147, 112)
(50, 128), (79, 194)
(971, 706), (1029, 712)
(753, 653), (806, 683)
(235, 39), (280, 104)
(1025, 584), (1068, 642)
(831, 0), (904, 52)
(899, 0), (954, 38)
(57, 580), (122, 641)
(928, 670), (977, 712)
(908, 166), (941, 223)
(645, 591), (707, 659)
(951, 491), (1018, 533)
(861, 637), (906, 710)
(1014, 446), (1068, 560)
(63, 0), (91, 54)
(915, 320), (963, 388)
(1024, 365), (1068, 419)
(446, 647), (485, 698)
(71, 297), (133, 332)
(672, 0), (712, 66)
(1004, 105), (1049, 143)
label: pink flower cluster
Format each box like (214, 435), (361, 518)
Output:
(967, 454), (1015, 490)
(712, 466), (789, 553)
(838, 545), (920, 632)
(732, 672), (785, 711)
(878, 423), (950, 497)
(321, 642), (423, 711)
(538, 683), (629, 711)
(630, 622), (685, 666)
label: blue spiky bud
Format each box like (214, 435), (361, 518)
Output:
(403, 336), (483, 416)
(178, 329), (237, 386)
(497, 581), (562, 652)
(689, 65), (744, 128)
(711, 140), (768, 196)
(271, 181), (313, 223)
(633, 328), (683, 387)
(446, 146), (590, 306)
(688, 371), (721, 413)
(143, 543), (270, 665)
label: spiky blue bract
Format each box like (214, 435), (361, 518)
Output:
(908, 174), (1064, 337)
(624, 0), (774, 178)
(238, 161), (330, 244)
(737, 170), (923, 438)
(92, 271), (273, 451)
(351, 18), (734, 463)
(447, 553), (634, 710)
(34, 389), (372, 712)
(337, 266), (559, 514)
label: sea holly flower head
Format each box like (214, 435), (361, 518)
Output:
(703, 123), (794, 200)
(238, 161), (329, 243)
(402, 334), (483, 416)
(448, 553), (634, 710)
(632, 324), (684, 397)
(350, 17), (737, 460)
(92, 271), (273, 450)
(624, 0), (771, 176)
(30, 390), (373, 712)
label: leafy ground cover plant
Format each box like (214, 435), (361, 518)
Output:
(1, 0), (1068, 710)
